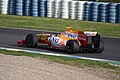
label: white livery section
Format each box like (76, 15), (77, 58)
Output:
(48, 36), (60, 44)
(84, 32), (97, 36)
(48, 36), (67, 46)
(64, 31), (78, 39)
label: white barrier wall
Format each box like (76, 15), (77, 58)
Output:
(47, 0), (54, 17)
(53, 0), (61, 18)
(61, 0), (72, 19)
(76, 1), (86, 20)
(0, 0), (9, 14)
(69, 1), (77, 19)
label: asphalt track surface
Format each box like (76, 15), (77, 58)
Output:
(0, 27), (120, 61)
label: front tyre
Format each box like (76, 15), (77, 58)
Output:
(25, 34), (38, 47)
(66, 40), (79, 54)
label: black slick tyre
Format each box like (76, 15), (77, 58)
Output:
(97, 40), (104, 53)
(25, 34), (38, 47)
(66, 40), (79, 54)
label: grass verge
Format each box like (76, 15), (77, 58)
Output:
(0, 14), (120, 37)
(0, 49), (120, 72)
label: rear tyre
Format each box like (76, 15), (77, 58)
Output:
(97, 40), (104, 53)
(66, 40), (79, 54)
(25, 34), (38, 47)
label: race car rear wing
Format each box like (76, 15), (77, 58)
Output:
(84, 32), (98, 36)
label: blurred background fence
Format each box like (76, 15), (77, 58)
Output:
(0, 0), (120, 23)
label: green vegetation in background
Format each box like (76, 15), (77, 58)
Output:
(0, 14), (120, 37)
(0, 49), (120, 72)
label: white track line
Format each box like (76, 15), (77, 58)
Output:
(0, 47), (120, 65)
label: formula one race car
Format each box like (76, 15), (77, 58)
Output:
(17, 27), (104, 54)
